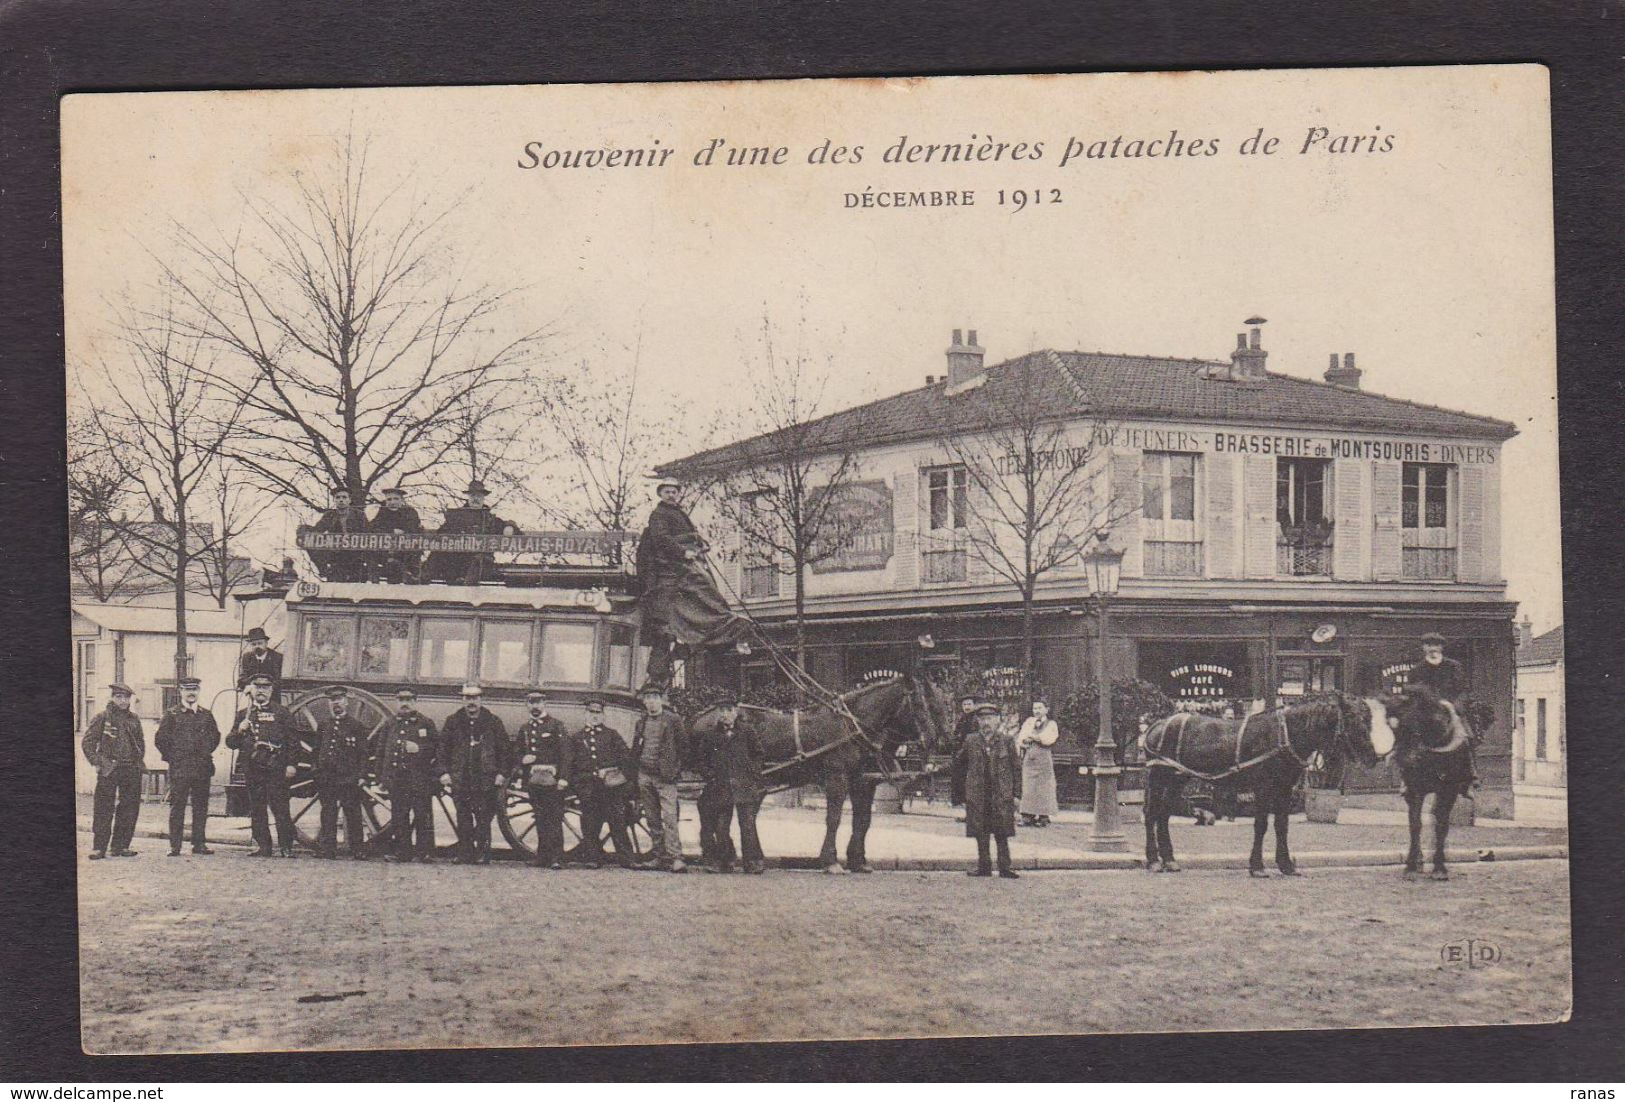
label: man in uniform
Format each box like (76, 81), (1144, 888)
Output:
(313, 686), (372, 859)
(428, 479), (518, 585)
(694, 695), (768, 874)
(237, 627), (284, 699)
(437, 683), (511, 864)
(513, 689), (570, 869)
(153, 676), (221, 857)
(566, 698), (636, 869)
(952, 702), (1021, 879)
(1407, 630), (1480, 782)
(635, 478), (709, 686)
(632, 682), (688, 873)
(82, 683), (146, 860)
(379, 688), (439, 863)
(311, 484), (369, 581)
(369, 485), (424, 583)
(226, 674), (301, 857)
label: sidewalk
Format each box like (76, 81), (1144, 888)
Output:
(86, 794), (1568, 872)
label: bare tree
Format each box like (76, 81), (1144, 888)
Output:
(67, 412), (142, 603)
(195, 459), (277, 607)
(700, 316), (873, 671)
(160, 133), (550, 511)
(938, 352), (1136, 679)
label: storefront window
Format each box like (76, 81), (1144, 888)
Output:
(358, 617), (410, 679)
(541, 622), (596, 684)
(479, 621), (532, 683)
(301, 616), (354, 677)
(417, 618), (472, 681)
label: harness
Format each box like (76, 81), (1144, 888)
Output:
(1145, 701), (1344, 782)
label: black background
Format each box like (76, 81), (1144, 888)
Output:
(3, 0), (1621, 1082)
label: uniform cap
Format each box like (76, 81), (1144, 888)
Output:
(526, 689), (547, 701)
(246, 627), (270, 642)
(178, 676), (202, 690)
(396, 688), (417, 700)
(584, 697), (605, 710)
(973, 703), (1001, 716)
(1419, 631), (1447, 645)
(460, 683), (483, 698)
(108, 683), (134, 696)
(249, 675), (274, 687)
(324, 685), (350, 700)
(716, 694), (741, 708)
(331, 484), (351, 495)
(637, 682), (666, 697)
(384, 486), (406, 496)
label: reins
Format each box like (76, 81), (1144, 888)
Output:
(1145, 696), (1350, 782)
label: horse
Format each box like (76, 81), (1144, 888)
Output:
(690, 673), (952, 874)
(1383, 683), (1494, 881)
(1141, 692), (1394, 877)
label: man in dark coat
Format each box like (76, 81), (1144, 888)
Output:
(237, 627), (284, 699)
(153, 676), (221, 856)
(226, 675), (302, 857)
(311, 485), (369, 582)
(565, 698), (636, 868)
(949, 695), (979, 805)
(437, 683), (511, 864)
(379, 688), (440, 862)
(636, 478), (709, 685)
(313, 686), (373, 859)
(694, 696), (768, 874)
(1407, 630), (1479, 783)
(632, 682), (688, 872)
(82, 683), (146, 859)
(369, 485), (424, 583)
(513, 688), (569, 869)
(427, 480), (518, 585)
(952, 703), (1021, 878)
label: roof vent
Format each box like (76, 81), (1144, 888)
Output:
(1227, 316), (1268, 381)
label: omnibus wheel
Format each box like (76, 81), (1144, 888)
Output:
(499, 783), (652, 863)
(285, 685), (397, 854)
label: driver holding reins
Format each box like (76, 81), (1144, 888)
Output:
(1406, 631), (1480, 783)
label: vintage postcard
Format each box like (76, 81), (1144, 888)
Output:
(63, 65), (1565, 1054)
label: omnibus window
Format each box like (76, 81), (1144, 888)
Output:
(604, 623), (647, 689)
(480, 621), (533, 683)
(358, 617), (411, 679)
(301, 616), (354, 677)
(418, 619), (473, 681)
(541, 622), (596, 685)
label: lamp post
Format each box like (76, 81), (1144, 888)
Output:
(1083, 530), (1128, 853)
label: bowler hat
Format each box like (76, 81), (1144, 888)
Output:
(246, 627), (270, 643)
(466, 479), (490, 495)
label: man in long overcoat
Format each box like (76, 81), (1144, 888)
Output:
(438, 683), (511, 864)
(632, 682), (688, 872)
(566, 698), (637, 868)
(428, 480), (518, 585)
(694, 696), (768, 874)
(379, 688), (440, 862)
(635, 478), (709, 685)
(313, 685), (373, 859)
(513, 689), (570, 869)
(153, 676), (221, 856)
(952, 702), (1021, 878)
(226, 675), (302, 857)
(82, 683), (146, 859)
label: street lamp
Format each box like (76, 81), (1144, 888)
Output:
(1083, 529), (1128, 853)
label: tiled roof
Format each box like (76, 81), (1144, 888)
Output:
(1516, 626), (1564, 667)
(662, 349), (1517, 475)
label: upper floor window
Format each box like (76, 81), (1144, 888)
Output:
(1402, 463), (1452, 530)
(1277, 458), (1332, 576)
(1143, 452), (1197, 522)
(743, 558), (779, 600)
(926, 465), (968, 532)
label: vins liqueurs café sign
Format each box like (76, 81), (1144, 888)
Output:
(810, 481), (895, 574)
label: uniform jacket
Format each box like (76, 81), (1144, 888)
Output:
(566, 723), (630, 789)
(953, 729), (1020, 839)
(368, 504), (424, 534)
(1408, 656), (1466, 703)
(313, 712), (373, 786)
(82, 707), (146, 774)
(632, 710), (687, 784)
(693, 716), (766, 804)
(237, 649), (284, 694)
(438, 707), (512, 785)
(379, 710), (439, 794)
(513, 713), (568, 786)
(227, 702), (300, 778)
(635, 501), (706, 580)
(153, 705), (222, 782)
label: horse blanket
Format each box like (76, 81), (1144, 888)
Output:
(640, 560), (752, 647)
(1141, 709), (1295, 781)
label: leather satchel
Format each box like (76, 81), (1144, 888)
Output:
(529, 764), (558, 788)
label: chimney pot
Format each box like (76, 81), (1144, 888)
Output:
(1325, 350), (1362, 389)
(1236, 333), (1247, 350)
(952, 328), (963, 346)
(967, 329), (978, 346)
(944, 327), (986, 391)
(1249, 327), (1261, 350)
(1330, 353), (1340, 371)
(1344, 352), (1356, 371)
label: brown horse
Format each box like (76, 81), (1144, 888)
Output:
(1384, 683), (1493, 881)
(1141, 693), (1393, 877)
(691, 674), (951, 873)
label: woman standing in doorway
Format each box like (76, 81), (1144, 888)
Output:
(1017, 699), (1060, 828)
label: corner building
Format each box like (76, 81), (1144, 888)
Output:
(665, 326), (1518, 815)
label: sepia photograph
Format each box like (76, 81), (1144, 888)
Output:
(59, 65), (1568, 1055)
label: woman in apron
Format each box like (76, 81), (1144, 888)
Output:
(1016, 699), (1060, 827)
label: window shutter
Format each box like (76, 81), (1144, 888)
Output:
(1242, 455), (1275, 579)
(1371, 460), (1402, 581)
(894, 468), (918, 588)
(1333, 458), (1364, 580)
(1109, 452), (1143, 578)
(966, 474), (998, 583)
(1205, 452), (1238, 577)
(1479, 462), (1501, 583)
(1458, 465), (1485, 581)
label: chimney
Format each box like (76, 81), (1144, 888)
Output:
(1227, 316), (1268, 380)
(1325, 351), (1362, 389)
(925, 375), (937, 386)
(1517, 615), (1534, 650)
(944, 328), (986, 393)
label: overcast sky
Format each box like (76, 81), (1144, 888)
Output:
(62, 66), (1561, 632)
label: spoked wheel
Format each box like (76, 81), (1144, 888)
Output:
(499, 783), (651, 863)
(286, 686), (396, 854)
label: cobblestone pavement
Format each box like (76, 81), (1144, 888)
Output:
(77, 818), (1570, 1054)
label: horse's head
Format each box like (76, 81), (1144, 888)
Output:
(1298, 692), (1392, 768)
(841, 675), (943, 757)
(1384, 683), (1454, 751)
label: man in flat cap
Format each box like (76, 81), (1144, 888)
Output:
(566, 698), (637, 868)
(82, 683), (146, 860)
(154, 676), (221, 856)
(635, 477), (709, 686)
(237, 627), (283, 699)
(313, 686), (373, 860)
(632, 682), (688, 872)
(429, 479), (518, 585)
(952, 702), (1021, 879)
(694, 695), (768, 874)
(226, 675), (302, 857)
(312, 484), (368, 582)
(438, 684), (511, 864)
(379, 688), (440, 862)
(512, 689), (570, 868)
(369, 485), (424, 583)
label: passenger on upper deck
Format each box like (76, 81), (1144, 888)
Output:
(370, 485), (425, 583)
(312, 485), (369, 582)
(426, 479), (518, 585)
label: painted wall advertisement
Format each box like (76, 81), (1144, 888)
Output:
(810, 480), (895, 573)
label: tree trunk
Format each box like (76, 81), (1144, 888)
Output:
(172, 507), (190, 687)
(793, 560), (808, 676)
(1020, 584), (1036, 689)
